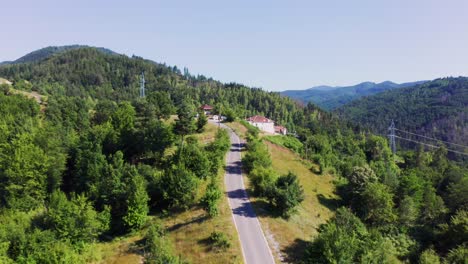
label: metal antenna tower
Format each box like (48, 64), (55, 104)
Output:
(388, 120), (396, 154)
(140, 72), (145, 98)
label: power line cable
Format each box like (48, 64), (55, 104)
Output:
(394, 128), (467, 148)
(394, 135), (468, 156)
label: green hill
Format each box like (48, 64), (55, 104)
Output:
(335, 77), (468, 146)
(0, 45), (118, 65)
(282, 80), (426, 110)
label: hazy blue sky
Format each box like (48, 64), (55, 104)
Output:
(2, 0), (468, 91)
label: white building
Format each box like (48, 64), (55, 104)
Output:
(246, 115), (275, 134)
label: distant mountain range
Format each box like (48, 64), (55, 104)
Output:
(0, 45), (118, 65)
(281, 80), (427, 110)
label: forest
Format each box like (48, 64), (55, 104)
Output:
(0, 47), (466, 263)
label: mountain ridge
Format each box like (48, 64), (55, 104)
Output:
(282, 80), (427, 110)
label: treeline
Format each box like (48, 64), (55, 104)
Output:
(0, 87), (231, 263)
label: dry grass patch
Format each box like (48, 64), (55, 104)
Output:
(92, 233), (144, 264)
(193, 122), (219, 144)
(249, 141), (338, 262)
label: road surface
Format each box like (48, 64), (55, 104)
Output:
(216, 121), (276, 264)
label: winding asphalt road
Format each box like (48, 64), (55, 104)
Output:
(216, 121), (276, 264)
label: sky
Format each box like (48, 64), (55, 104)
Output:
(1, 0), (468, 91)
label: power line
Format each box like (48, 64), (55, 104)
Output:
(394, 135), (468, 156)
(395, 128), (467, 148)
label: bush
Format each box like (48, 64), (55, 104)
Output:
(145, 223), (185, 264)
(160, 166), (199, 210)
(201, 178), (222, 217)
(45, 191), (107, 244)
(242, 139), (271, 173)
(268, 172), (304, 218)
(445, 245), (468, 264)
(209, 231), (231, 251)
(178, 140), (210, 179)
(223, 108), (236, 122)
(249, 167), (277, 197)
(419, 248), (440, 264)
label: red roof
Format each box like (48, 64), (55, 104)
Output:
(246, 115), (274, 123)
(200, 104), (213, 110)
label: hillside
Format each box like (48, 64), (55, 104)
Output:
(336, 77), (468, 147)
(0, 45), (118, 65)
(282, 80), (426, 110)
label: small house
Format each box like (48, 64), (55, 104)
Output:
(200, 104), (214, 116)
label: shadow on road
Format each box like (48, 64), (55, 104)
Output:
(230, 142), (245, 152)
(225, 161), (242, 174)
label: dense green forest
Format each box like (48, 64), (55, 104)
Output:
(281, 80), (426, 110)
(0, 47), (466, 263)
(336, 77), (468, 148)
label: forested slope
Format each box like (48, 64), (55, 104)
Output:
(336, 77), (468, 146)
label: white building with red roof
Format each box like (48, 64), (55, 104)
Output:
(246, 115), (275, 134)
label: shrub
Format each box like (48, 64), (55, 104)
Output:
(201, 178), (222, 217)
(160, 166), (199, 210)
(145, 223), (185, 264)
(242, 139), (271, 173)
(209, 231), (231, 251)
(445, 245), (468, 264)
(249, 167), (277, 197)
(419, 248), (440, 264)
(268, 172), (304, 218)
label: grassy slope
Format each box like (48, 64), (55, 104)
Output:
(95, 122), (242, 264)
(259, 141), (337, 262)
(227, 121), (337, 263)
